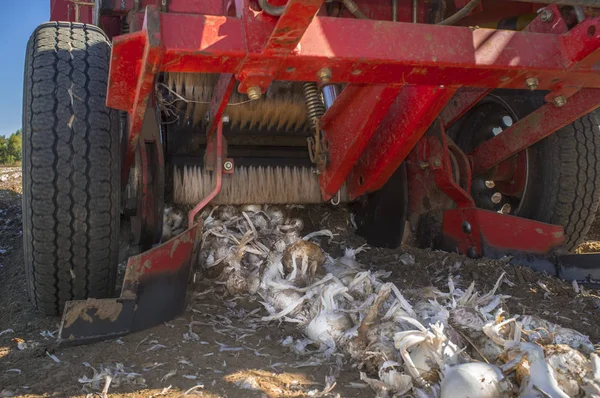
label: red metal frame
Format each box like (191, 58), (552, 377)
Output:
(442, 208), (565, 257)
(188, 120), (226, 227)
(348, 85), (456, 199)
(46, 0), (600, 338)
(104, 2), (600, 201)
(469, 88), (600, 177)
(318, 84), (402, 200)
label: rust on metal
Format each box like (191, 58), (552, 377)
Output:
(62, 299), (124, 329)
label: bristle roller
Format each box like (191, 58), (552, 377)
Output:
(165, 73), (308, 131)
(173, 166), (348, 205)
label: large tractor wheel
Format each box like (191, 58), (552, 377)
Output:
(22, 22), (120, 315)
(452, 91), (600, 251)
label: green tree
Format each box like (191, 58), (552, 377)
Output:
(7, 129), (22, 162)
(0, 129), (22, 164)
(0, 136), (7, 164)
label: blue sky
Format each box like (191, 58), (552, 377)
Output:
(0, 0), (49, 137)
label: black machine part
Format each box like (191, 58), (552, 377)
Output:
(451, 90), (600, 251)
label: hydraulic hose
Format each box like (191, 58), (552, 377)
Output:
(437, 0), (481, 25)
(342, 0), (369, 19)
(258, 0), (286, 16)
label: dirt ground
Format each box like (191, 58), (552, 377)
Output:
(1, 165), (600, 397)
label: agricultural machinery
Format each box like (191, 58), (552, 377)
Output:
(23, 0), (600, 342)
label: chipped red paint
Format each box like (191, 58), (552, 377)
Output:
(108, 7), (165, 188)
(237, 0), (323, 95)
(348, 86), (456, 199)
(123, 224), (199, 293)
(318, 84), (402, 200)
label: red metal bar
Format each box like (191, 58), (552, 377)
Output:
(237, 0), (323, 95)
(563, 16), (600, 69)
(439, 5), (571, 130)
(110, 7), (165, 188)
(469, 88), (600, 177)
(207, 74), (236, 137)
(188, 121), (224, 227)
(440, 88), (491, 128)
(522, 5), (567, 34)
(151, 14), (600, 90)
(348, 86), (455, 199)
(427, 123), (475, 209)
(317, 84), (402, 200)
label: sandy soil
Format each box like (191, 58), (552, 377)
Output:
(1, 166), (599, 397)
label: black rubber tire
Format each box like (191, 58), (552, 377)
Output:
(453, 91), (600, 251)
(22, 22), (120, 315)
(353, 163), (409, 248)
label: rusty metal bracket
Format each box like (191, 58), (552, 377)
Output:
(58, 225), (200, 345)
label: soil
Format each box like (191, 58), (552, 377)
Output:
(1, 166), (600, 397)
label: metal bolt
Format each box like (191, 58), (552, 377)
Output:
(462, 221), (472, 234)
(540, 9), (554, 23)
(317, 67), (332, 83)
(222, 115), (230, 123)
(485, 180), (495, 189)
(553, 95), (566, 107)
(525, 77), (538, 91)
(467, 247), (477, 258)
(491, 192), (503, 204)
(432, 158), (442, 167)
(223, 161), (234, 171)
(247, 86), (262, 100)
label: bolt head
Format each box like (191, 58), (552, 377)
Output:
(540, 9), (554, 22)
(222, 115), (230, 123)
(553, 95), (567, 107)
(467, 247), (477, 258)
(462, 221), (472, 234)
(317, 67), (332, 83)
(433, 158), (442, 167)
(223, 161), (234, 171)
(247, 86), (262, 100)
(525, 77), (538, 91)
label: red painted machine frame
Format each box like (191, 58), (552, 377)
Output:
(52, 0), (600, 343)
(52, 0), (600, 257)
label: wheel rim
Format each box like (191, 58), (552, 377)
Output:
(456, 98), (531, 216)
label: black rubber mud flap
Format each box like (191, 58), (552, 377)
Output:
(58, 225), (200, 345)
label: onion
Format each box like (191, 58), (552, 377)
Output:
(240, 204), (261, 213)
(281, 240), (325, 285)
(305, 285), (352, 349)
(583, 353), (600, 396)
(440, 362), (509, 398)
(520, 315), (594, 353)
(378, 361), (412, 395)
(508, 342), (569, 398)
(394, 320), (458, 386)
(544, 344), (590, 397)
(306, 311), (352, 348)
